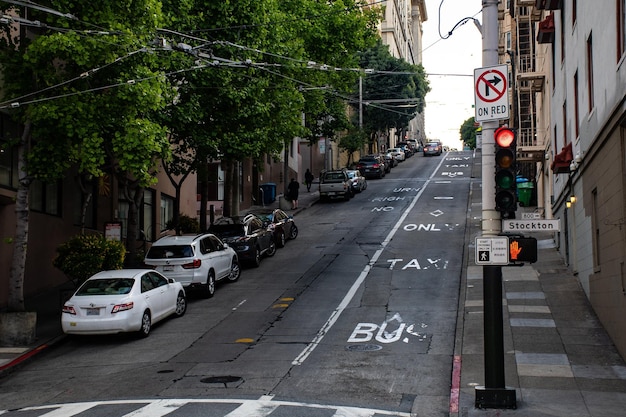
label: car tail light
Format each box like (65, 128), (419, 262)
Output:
(111, 302), (134, 313)
(62, 305), (76, 315)
(182, 259), (202, 269)
(372, 163), (379, 168)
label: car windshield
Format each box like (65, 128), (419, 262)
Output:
(146, 244), (194, 259)
(76, 278), (134, 296)
(347, 171), (356, 178)
(209, 224), (246, 238)
(322, 172), (347, 182)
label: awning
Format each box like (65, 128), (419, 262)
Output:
(551, 142), (573, 174)
(537, 13), (555, 44)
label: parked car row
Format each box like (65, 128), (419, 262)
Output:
(61, 208), (298, 337)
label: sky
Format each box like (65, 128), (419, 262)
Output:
(421, 0), (483, 150)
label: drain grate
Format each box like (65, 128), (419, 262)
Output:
(345, 344), (382, 352)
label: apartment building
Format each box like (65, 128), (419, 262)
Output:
(503, 0), (626, 359)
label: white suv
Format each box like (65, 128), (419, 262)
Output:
(144, 233), (240, 298)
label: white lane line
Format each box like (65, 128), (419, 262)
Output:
(291, 156), (450, 366)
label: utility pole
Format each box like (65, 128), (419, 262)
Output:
(475, 0), (517, 409)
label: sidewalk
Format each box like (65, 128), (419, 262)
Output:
(453, 154), (626, 416)
(0, 187), (320, 378)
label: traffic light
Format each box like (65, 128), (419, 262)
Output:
(494, 127), (517, 218)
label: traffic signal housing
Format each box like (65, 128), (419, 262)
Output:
(494, 127), (517, 218)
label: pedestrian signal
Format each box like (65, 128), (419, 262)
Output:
(508, 236), (537, 264)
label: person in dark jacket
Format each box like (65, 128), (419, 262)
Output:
(304, 169), (314, 192)
(287, 178), (300, 209)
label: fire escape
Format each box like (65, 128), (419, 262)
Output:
(511, 1), (545, 180)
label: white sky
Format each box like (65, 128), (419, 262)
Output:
(421, 0), (483, 150)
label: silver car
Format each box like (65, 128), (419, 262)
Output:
(346, 169), (367, 193)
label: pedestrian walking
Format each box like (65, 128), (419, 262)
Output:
(304, 169), (314, 192)
(287, 178), (300, 209)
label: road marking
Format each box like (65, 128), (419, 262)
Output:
(7, 398), (413, 417)
(292, 155), (449, 366)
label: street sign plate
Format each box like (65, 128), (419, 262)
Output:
(474, 65), (509, 122)
(502, 219), (561, 232)
(521, 212), (542, 219)
(475, 237), (509, 265)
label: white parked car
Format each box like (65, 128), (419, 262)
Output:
(61, 269), (186, 337)
(388, 147), (406, 162)
(144, 233), (240, 298)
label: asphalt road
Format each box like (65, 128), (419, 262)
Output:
(0, 151), (475, 416)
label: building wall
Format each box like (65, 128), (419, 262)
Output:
(549, 1), (626, 358)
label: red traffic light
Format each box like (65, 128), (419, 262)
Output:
(495, 127), (515, 148)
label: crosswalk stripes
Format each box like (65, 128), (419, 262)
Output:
(0, 398), (413, 417)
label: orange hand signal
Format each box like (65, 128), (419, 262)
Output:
(510, 241), (523, 260)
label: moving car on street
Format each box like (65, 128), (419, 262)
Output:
(61, 269), (186, 337)
(423, 141), (443, 156)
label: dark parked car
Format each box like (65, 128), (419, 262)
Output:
(356, 155), (386, 179)
(208, 214), (276, 267)
(248, 208), (298, 248)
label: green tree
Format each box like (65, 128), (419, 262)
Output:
(460, 117), (479, 150)
(0, 0), (172, 310)
(356, 41), (430, 149)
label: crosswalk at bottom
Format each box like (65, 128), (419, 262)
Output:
(0, 397), (413, 417)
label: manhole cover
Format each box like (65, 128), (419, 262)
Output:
(345, 344), (382, 352)
(201, 376), (243, 384)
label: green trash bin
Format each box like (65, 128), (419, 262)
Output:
(517, 182), (533, 207)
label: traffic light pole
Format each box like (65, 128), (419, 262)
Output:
(476, 0), (517, 409)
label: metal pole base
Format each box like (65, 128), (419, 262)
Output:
(475, 386), (517, 409)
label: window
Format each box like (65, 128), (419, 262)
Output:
(618, 0), (626, 60)
(587, 33), (595, 111)
(160, 194), (174, 232)
(142, 189), (154, 241)
(0, 147), (17, 189)
(30, 180), (61, 216)
(574, 71), (580, 139)
(562, 101), (568, 146)
(592, 188), (600, 271)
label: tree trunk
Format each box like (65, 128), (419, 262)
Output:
(8, 122), (32, 312)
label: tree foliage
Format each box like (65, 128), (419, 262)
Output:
(460, 117), (478, 149)
(356, 41), (430, 142)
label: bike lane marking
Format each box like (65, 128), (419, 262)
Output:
(292, 155), (449, 366)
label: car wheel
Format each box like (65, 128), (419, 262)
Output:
(289, 224), (298, 240)
(228, 257), (241, 282)
(138, 310), (151, 338)
(252, 247), (262, 267)
(266, 240), (276, 257)
(363, 180), (368, 190)
(174, 291), (187, 317)
(277, 231), (286, 248)
(203, 271), (216, 298)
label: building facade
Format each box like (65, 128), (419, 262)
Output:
(503, 0), (626, 359)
